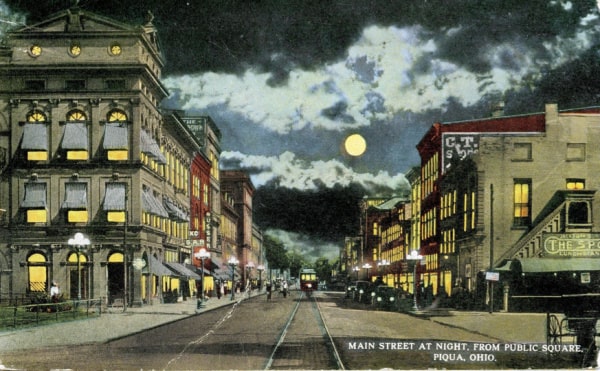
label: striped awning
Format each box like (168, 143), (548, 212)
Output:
(21, 124), (48, 150)
(164, 262), (201, 280)
(103, 122), (128, 149)
(163, 197), (188, 222)
(142, 188), (169, 217)
(61, 182), (87, 209)
(21, 182), (47, 208)
(140, 130), (167, 164)
(103, 183), (125, 211)
(61, 123), (88, 149)
(143, 255), (174, 276)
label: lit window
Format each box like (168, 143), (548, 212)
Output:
(513, 179), (531, 227)
(105, 110), (129, 160)
(566, 179), (585, 190)
(63, 110), (89, 160)
(22, 111), (48, 161)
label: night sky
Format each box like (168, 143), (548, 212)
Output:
(3, 0), (600, 260)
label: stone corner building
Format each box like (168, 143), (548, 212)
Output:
(0, 7), (203, 306)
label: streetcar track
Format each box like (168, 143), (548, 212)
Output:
(265, 291), (345, 370)
(163, 297), (243, 370)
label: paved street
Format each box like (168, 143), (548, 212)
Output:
(0, 291), (561, 370)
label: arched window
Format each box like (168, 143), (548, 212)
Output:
(22, 110), (49, 161)
(67, 110), (87, 122)
(27, 110), (47, 122)
(27, 252), (47, 293)
(104, 110), (129, 161)
(63, 110), (89, 160)
(107, 110), (127, 122)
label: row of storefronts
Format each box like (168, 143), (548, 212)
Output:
(0, 7), (265, 307)
(344, 103), (600, 311)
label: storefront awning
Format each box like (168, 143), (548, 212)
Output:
(143, 255), (174, 276)
(164, 262), (201, 280)
(515, 258), (600, 273)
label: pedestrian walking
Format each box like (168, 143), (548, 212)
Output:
(220, 282), (225, 299)
(282, 280), (288, 298)
(266, 281), (272, 301)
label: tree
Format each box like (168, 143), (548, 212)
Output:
(314, 257), (333, 284)
(264, 235), (289, 273)
(286, 250), (307, 278)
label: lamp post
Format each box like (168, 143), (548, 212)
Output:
(378, 259), (390, 285)
(195, 248), (210, 310)
(362, 263), (372, 282)
(245, 261), (255, 292)
(228, 256), (239, 300)
(68, 232), (90, 301)
(407, 250), (423, 311)
(257, 264), (265, 291)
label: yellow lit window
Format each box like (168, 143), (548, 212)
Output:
(68, 210), (88, 223)
(27, 209), (47, 223)
(107, 211), (125, 223)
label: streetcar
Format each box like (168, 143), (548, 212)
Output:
(299, 268), (318, 297)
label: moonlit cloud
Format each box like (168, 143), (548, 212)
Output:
(222, 150), (408, 192)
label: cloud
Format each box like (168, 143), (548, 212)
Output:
(221, 150), (408, 193)
(266, 229), (340, 263)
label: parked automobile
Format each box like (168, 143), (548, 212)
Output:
(373, 285), (399, 310)
(354, 280), (375, 304)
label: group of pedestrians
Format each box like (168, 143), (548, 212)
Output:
(266, 279), (288, 300)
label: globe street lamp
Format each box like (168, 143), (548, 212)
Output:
(195, 248), (210, 310)
(257, 264), (265, 291)
(407, 250), (423, 311)
(228, 256), (239, 300)
(68, 232), (90, 301)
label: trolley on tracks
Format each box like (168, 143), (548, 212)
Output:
(299, 268), (318, 298)
(502, 257), (600, 367)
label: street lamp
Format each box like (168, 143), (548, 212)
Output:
(195, 248), (210, 310)
(378, 259), (390, 285)
(407, 250), (423, 311)
(257, 264), (265, 291)
(245, 261), (255, 292)
(228, 256), (239, 300)
(362, 263), (372, 282)
(68, 232), (90, 301)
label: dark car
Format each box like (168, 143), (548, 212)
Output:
(354, 280), (375, 303)
(373, 285), (399, 310)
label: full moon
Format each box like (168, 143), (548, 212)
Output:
(344, 134), (367, 156)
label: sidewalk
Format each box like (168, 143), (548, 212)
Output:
(414, 309), (549, 343)
(0, 292), (254, 352)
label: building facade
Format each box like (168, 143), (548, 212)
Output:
(416, 103), (600, 309)
(0, 8), (204, 307)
